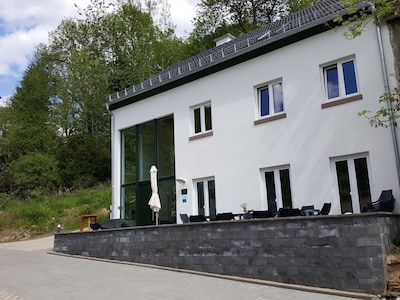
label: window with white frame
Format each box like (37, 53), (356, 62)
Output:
(257, 80), (284, 118)
(191, 101), (212, 137)
(323, 58), (359, 101)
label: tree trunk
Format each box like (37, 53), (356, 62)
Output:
(387, 15), (400, 82)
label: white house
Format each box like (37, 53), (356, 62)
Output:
(106, 0), (400, 225)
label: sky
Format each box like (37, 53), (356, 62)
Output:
(0, 0), (198, 107)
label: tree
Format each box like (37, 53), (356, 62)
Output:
(57, 133), (110, 189)
(187, 0), (322, 54)
(47, 0), (186, 135)
(44, 0), (185, 190)
(334, 0), (400, 128)
(0, 106), (12, 193)
(7, 50), (58, 159)
(9, 152), (61, 199)
(1, 0), (189, 195)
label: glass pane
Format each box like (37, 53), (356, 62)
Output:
(326, 66), (339, 99)
(122, 184), (136, 224)
(122, 128), (136, 184)
(265, 171), (277, 212)
(197, 182), (205, 215)
(335, 160), (353, 213)
(273, 82), (284, 113)
(158, 179), (176, 224)
(194, 107), (201, 133)
(204, 105), (212, 131)
(138, 122), (155, 181)
(280, 169), (292, 208)
(208, 180), (216, 218)
(259, 87), (270, 116)
(136, 181), (152, 226)
(158, 116), (175, 177)
(354, 157), (371, 211)
(342, 60), (358, 95)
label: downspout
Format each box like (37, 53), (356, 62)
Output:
(370, 2), (400, 187)
(105, 100), (118, 219)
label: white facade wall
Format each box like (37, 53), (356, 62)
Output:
(110, 21), (400, 220)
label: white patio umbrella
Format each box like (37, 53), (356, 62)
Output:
(148, 165), (161, 225)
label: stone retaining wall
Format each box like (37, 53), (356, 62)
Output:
(53, 213), (400, 294)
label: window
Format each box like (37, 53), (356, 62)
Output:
(194, 177), (216, 219)
(190, 102), (213, 140)
(120, 116), (176, 226)
(259, 81), (284, 117)
(331, 154), (371, 214)
(254, 80), (286, 125)
(261, 166), (292, 212)
(323, 59), (358, 101)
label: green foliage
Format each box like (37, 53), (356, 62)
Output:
(9, 152), (61, 199)
(1, 1), (188, 197)
(334, 0), (400, 128)
(358, 85), (400, 128)
(287, 0), (323, 13)
(7, 55), (58, 159)
(334, 0), (400, 38)
(188, 0), (321, 54)
(57, 133), (110, 189)
(0, 184), (111, 238)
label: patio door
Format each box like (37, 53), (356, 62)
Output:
(261, 166), (292, 212)
(195, 178), (216, 219)
(333, 155), (371, 214)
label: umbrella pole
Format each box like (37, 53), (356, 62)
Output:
(156, 211), (159, 226)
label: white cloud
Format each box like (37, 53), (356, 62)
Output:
(170, 0), (197, 37)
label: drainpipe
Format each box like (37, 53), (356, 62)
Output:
(369, 2), (400, 187)
(105, 101), (118, 219)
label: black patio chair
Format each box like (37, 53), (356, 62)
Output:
(251, 210), (275, 219)
(300, 205), (316, 216)
(216, 212), (235, 221)
(277, 208), (301, 217)
(317, 203), (331, 215)
(100, 219), (131, 229)
(90, 223), (101, 230)
(189, 215), (207, 222)
(364, 190), (395, 212)
(180, 213), (190, 224)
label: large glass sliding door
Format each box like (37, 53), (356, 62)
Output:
(121, 115), (175, 226)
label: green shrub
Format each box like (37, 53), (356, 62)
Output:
(1, 183), (111, 237)
(9, 152), (61, 199)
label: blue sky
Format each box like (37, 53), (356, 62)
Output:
(0, 0), (196, 107)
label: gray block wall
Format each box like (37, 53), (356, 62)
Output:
(54, 213), (400, 294)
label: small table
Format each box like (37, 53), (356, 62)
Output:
(80, 214), (97, 231)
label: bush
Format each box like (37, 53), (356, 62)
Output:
(57, 134), (110, 189)
(1, 183), (111, 237)
(9, 152), (61, 199)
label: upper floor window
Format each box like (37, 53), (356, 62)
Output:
(259, 81), (284, 117)
(254, 80), (286, 125)
(190, 101), (213, 140)
(323, 59), (358, 100)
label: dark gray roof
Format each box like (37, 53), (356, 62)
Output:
(108, 0), (366, 110)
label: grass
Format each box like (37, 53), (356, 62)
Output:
(0, 183), (111, 241)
